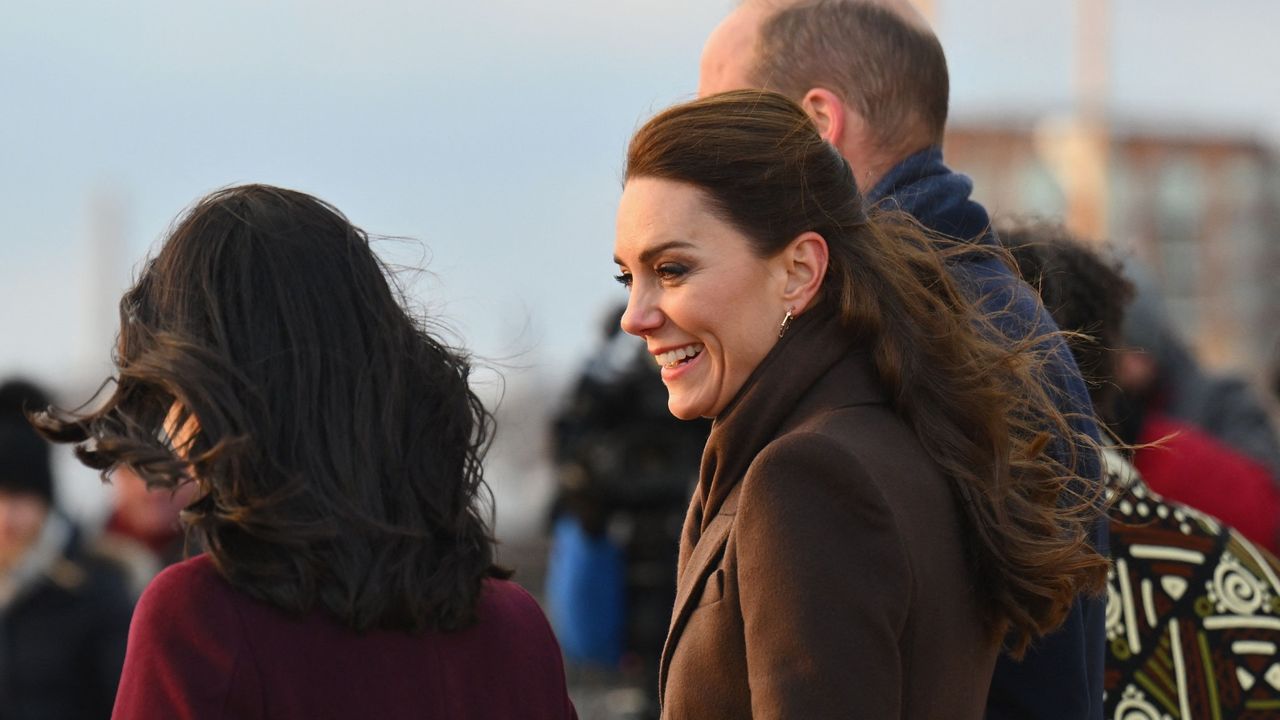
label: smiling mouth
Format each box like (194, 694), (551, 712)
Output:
(654, 343), (704, 369)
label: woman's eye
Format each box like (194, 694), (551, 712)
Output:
(613, 272), (633, 288)
(656, 263), (688, 280)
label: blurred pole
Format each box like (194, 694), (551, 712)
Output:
(1035, 0), (1112, 243)
(83, 188), (128, 382)
(1070, 0), (1110, 241)
(911, 0), (936, 24)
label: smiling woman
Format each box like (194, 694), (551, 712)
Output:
(613, 179), (807, 420)
(613, 90), (1110, 719)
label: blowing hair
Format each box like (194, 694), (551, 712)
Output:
(34, 184), (504, 633)
(998, 219), (1135, 427)
(752, 0), (949, 149)
(625, 90), (1108, 656)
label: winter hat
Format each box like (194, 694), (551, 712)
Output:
(0, 379), (54, 503)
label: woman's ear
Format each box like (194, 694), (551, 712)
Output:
(780, 231), (829, 313)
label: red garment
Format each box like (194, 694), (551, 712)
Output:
(104, 510), (183, 557)
(112, 555), (578, 720)
(1134, 413), (1280, 554)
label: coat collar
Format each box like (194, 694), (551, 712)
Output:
(866, 145), (995, 248)
(660, 302), (888, 700)
(0, 511), (77, 609)
(658, 487), (739, 698)
(687, 302), (863, 541)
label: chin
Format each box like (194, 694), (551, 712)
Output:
(666, 398), (706, 421)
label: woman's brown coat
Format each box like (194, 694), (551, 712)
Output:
(659, 308), (1000, 719)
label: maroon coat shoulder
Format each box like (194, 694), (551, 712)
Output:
(113, 555), (577, 720)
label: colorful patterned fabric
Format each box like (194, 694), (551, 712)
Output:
(1104, 450), (1280, 719)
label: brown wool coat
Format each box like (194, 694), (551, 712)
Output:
(659, 307), (1000, 719)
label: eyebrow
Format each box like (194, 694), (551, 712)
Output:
(613, 240), (697, 267)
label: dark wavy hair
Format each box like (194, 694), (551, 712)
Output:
(35, 184), (504, 633)
(997, 219), (1135, 427)
(626, 90), (1108, 656)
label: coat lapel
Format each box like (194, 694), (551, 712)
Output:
(659, 483), (740, 701)
(657, 304), (884, 707)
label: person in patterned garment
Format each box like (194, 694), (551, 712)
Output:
(1001, 219), (1280, 720)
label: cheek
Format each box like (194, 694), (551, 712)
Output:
(706, 309), (779, 396)
(729, 296), (781, 359)
(697, 287), (773, 355)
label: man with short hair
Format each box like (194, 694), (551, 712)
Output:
(698, 3), (1108, 719)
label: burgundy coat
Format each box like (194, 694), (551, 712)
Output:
(112, 555), (577, 720)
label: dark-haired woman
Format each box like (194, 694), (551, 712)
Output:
(36, 185), (577, 720)
(612, 90), (1108, 719)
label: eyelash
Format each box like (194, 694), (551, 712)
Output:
(656, 263), (688, 281)
(613, 263), (689, 290)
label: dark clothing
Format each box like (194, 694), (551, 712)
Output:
(1122, 267), (1280, 480)
(552, 330), (707, 525)
(660, 307), (999, 719)
(113, 555), (577, 720)
(1183, 374), (1280, 478)
(868, 147), (1109, 720)
(0, 520), (133, 720)
(550, 329), (705, 689)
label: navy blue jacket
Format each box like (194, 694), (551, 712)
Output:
(868, 147), (1108, 720)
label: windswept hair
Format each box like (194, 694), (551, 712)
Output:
(752, 0), (949, 150)
(35, 184), (504, 633)
(625, 91), (1108, 656)
(998, 219), (1135, 426)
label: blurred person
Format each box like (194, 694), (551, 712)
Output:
(1000, 219), (1280, 718)
(547, 303), (708, 715)
(34, 185), (577, 720)
(614, 91), (1107, 719)
(696, 3), (1110, 718)
(1272, 338), (1280, 403)
(1119, 267), (1280, 480)
(1111, 269), (1280, 551)
(0, 379), (132, 720)
(1117, 392), (1280, 553)
(1271, 339), (1280, 434)
(95, 464), (195, 598)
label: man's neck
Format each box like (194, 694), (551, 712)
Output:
(841, 135), (933, 195)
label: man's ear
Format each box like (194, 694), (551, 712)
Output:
(800, 88), (848, 146)
(780, 231), (829, 313)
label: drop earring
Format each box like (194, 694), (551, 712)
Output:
(778, 307), (795, 338)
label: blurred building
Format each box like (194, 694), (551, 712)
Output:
(943, 119), (1280, 386)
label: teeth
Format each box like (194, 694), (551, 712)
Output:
(655, 344), (703, 368)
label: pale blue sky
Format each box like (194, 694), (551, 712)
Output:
(3, 0), (1278, 392)
(4, 0), (1279, 525)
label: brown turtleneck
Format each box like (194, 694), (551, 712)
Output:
(658, 304), (999, 719)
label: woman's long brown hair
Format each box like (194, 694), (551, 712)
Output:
(625, 90), (1108, 656)
(35, 185), (504, 633)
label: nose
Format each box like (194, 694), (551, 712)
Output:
(620, 286), (662, 338)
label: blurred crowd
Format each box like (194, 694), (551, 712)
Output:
(0, 381), (190, 716)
